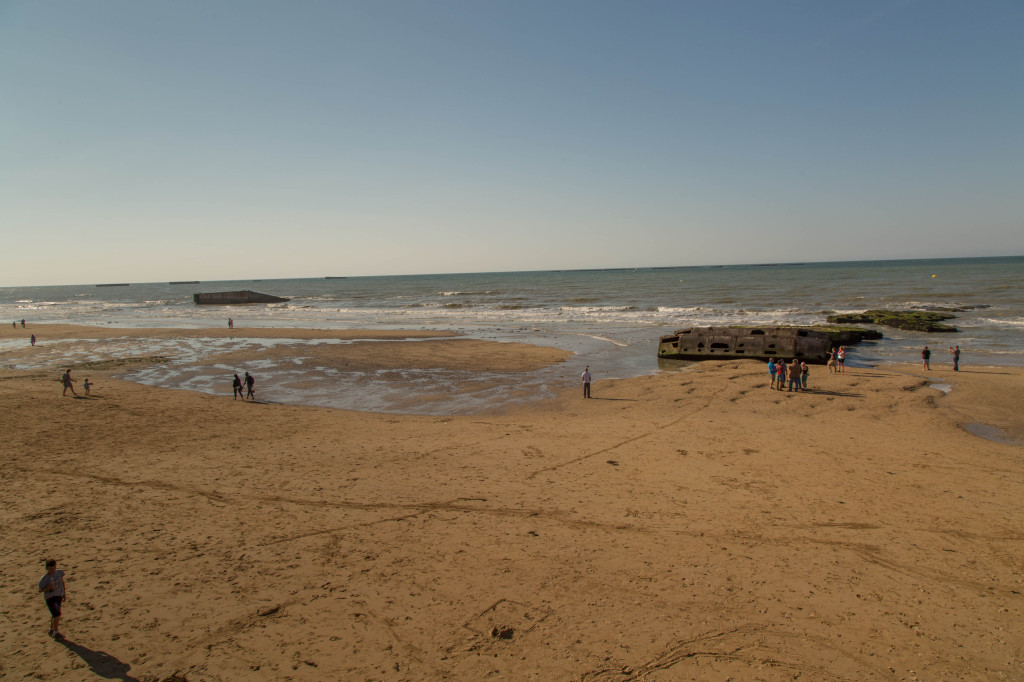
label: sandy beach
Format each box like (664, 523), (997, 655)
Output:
(2, 325), (1023, 680)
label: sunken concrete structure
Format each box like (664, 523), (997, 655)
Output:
(658, 326), (834, 364)
(193, 290), (289, 305)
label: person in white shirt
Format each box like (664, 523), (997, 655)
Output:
(38, 559), (66, 640)
(582, 366), (592, 398)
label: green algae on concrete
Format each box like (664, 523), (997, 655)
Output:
(736, 325), (882, 346)
(827, 310), (959, 333)
(810, 325), (884, 345)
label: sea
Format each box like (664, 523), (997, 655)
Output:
(1, 256), (1021, 414)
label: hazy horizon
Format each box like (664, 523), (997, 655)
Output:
(3, 254), (1020, 290)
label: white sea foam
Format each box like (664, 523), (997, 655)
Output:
(558, 305), (639, 313)
(979, 317), (1024, 328)
(657, 306), (712, 314)
(3, 258), (1023, 400)
(576, 334), (629, 347)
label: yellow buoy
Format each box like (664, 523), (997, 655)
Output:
(932, 274), (937, 278)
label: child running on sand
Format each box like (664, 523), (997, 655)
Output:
(83, 379), (92, 396)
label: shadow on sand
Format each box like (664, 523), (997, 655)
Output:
(954, 369), (1012, 376)
(57, 638), (140, 681)
(784, 389), (864, 398)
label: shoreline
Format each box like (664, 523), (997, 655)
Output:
(2, 333), (1023, 679)
(0, 323), (1014, 417)
(0, 323), (575, 416)
(0, 322), (460, 342)
(4, 256), (1023, 378)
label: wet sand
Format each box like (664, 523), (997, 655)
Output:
(0, 323), (459, 342)
(0, 324), (572, 414)
(1, 328), (1023, 680)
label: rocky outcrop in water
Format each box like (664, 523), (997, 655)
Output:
(827, 310), (959, 333)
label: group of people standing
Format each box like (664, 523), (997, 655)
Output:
(922, 345), (961, 371)
(767, 357), (809, 391)
(772, 343), (961, 392)
(826, 346), (846, 373)
(232, 372), (256, 400)
(12, 319), (36, 345)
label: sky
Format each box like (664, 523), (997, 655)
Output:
(1, 0), (1022, 286)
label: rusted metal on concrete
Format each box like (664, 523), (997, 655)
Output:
(193, 290), (289, 305)
(658, 326), (833, 364)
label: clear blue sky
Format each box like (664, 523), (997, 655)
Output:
(2, 0), (1021, 286)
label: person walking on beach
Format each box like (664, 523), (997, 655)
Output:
(776, 358), (787, 390)
(767, 358), (777, 390)
(827, 348), (838, 374)
(21, 318), (26, 328)
(788, 358), (801, 392)
(228, 318), (234, 329)
(922, 346), (931, 370)
(582, 366), (592, 398)
(837, 346), (846, 373)
(244, 371), (255, 400)
(950, 345), (960, 371)
(38, 559), (66, 640)
(61, 369), (77, 397)
(30, 334), (36, 346)
(83, 378), (92, 396)
(800, 361), (809, 390)
(232, 374), (243, 400)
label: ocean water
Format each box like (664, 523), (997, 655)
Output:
(1, 257), (1021, 413)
